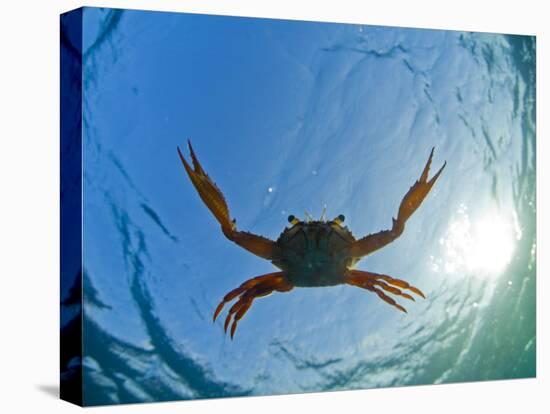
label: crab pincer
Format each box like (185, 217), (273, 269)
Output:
(396, 147), (446, 228)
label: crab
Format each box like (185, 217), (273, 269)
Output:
(178, 141), (446, 339)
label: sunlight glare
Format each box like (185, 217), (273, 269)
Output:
(436, 205), (517, 277)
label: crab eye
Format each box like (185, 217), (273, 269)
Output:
(287, 215), (300, 225)
(333, 214), (345, 226)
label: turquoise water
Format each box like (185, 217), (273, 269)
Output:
(66, 7), (535, 405)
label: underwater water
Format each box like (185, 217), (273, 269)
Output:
(61, 7), (536, 406)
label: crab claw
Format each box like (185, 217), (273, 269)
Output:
(349, 148), (445, 258)
(396, 147), (446, 229)
(177, 140), (235, 233)
(178, 140), (279, 261)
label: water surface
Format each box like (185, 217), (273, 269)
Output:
(66, 7), (536, 405)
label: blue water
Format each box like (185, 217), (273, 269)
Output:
(66, 7), (535, 406)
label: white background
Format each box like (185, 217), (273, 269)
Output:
(0, 0), (546, 413)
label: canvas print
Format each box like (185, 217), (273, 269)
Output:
(60, 7), (536, 407)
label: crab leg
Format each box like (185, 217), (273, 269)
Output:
(213, 272), (284, 322)
(214, 272), (293, 339)
(368, 285), (408, 313)
(371, 280), (416, 301)
(224, 284), (273, 339)
(348, 269), (425, 298)
(345, 269), (425, 313)
(178, 140), (279, 260)
(365, 271), (426, 298)
(349, 148), (446, 258)
(347, 277), (408, 313)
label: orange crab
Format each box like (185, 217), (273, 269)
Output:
(178, 141), (446, 339)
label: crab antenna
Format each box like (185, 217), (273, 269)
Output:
(320, 205), (327, 222)
(304, 210), (314, 222)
